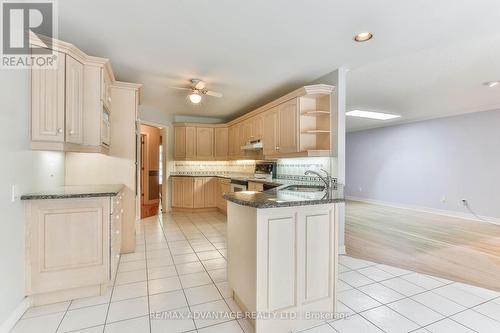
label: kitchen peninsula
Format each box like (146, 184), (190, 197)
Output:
(224, 184), (344, 333)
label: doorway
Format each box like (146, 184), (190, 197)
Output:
(140, 124), (162, 218)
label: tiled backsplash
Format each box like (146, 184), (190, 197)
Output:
(276, 157), (332, 177)
(172, 157), (336, 179)
(171, 160), (255, 175)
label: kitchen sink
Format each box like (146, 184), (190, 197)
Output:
(282, 185), (325, 192)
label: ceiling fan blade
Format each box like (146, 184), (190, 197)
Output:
(193, 80), (206, 90)
(205, 90), (223, 98)
(169, 86), (191, 91)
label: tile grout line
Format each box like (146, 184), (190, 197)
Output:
(154, 213), (197, 331)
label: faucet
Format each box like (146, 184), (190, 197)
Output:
(304, 169), (331, 190)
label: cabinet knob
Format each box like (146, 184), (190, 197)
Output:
(57, 128), (63, 134)
(275, 146), (280, 150)
(69, 129), (74, 135)
(116, 230), (120, 234)
(115, 215), (120, 219)
(108, 96), (112, 103)
(120, 209), (124, 213)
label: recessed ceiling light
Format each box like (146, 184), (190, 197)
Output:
(188, 91), (202, 104)
(346, 110), (400, 120)
(485, 81), (499, 88)
(354, 32), (373, 42)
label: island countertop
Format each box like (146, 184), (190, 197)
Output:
(21, 184), (125, 200)
(223, 184), (344, 208)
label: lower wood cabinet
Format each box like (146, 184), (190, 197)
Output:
(24, 193), (122, 306)
(172, 176), (219, 210)
(218, 178), (231, 213)
(248, 181), (264, 192)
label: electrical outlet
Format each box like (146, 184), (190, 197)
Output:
(11, 184), (19, 202)
(441, 196), (447, 203)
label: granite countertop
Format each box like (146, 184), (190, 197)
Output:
(223, 183), (344, 208)
(21, 184), (125, 200)
(170, 172), (251, 179)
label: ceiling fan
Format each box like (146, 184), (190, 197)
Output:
(170, 79), (223, 104)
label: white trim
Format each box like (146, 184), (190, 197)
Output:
(0, 297), (31, 333)
(347, 196), (500, 225)
(338, 245), (346, 255)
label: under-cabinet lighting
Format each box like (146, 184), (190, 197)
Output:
(346, 110), (400, 120)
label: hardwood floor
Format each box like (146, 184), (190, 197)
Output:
(346, 200), (500, 291)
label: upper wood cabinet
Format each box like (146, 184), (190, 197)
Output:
(31, 51), (65, 143)
(65, 56), (84, 144)
(174, 126), (196, 160)
(29, 35), (132, 154)
(263, 107), (279, 156)
(215, 127), (228, 159)
(196, 127), (214, 159)
(173, 85), (334, 160)
(277, 98), (299, 154)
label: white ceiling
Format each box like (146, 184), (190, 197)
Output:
(58, 0), (500, 130)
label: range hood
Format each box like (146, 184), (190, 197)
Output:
(241, 139), (263, 150)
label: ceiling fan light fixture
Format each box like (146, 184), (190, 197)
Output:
(189, 91), (202, 104)
(485, 81), (499, 88)
(354, 32), (373, 42)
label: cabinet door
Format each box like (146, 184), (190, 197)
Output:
(278, 99), (299, 154)
(27, 198), (110, 293)
(193, 177), (205, 208)
(219, 183), (230, 212)
(65, 55), (84, 144)
(196, 127), (214, 159)
(228, 126), (236, 156)
(182, 177), (194, 208)
(203, 177), (217, 208)
(237, 123), (246, 156)
(243, 120), (253, 143)
(185, 127), (196, 159)
(214, 127), (228, 160)
(172, 177), (183, 207)
(174, 127), (186, 159)
(31, 51), (65, 142)
(263, 107), (279, 156)
(253, 115), (263, 140)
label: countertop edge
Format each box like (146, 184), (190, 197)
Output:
(20, 184), (125, 201)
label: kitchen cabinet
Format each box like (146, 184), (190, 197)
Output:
(277, 98), (299, 154)
(65, 55), (84, 144)
(218, 178), (231, 213)
(228, 125), (237, 157)
(252, 115), (263, 140)
(204, 177), (218, 208)
(30, 35), (119, 154)
(174, 126), (196, 160)
(193, 177), (205, 208)
(248, 181), (264, 192)
(24, 191), (123, 305)
(263, 107), (279, 156)
(172, 176), (225, 211)
(196, 127), (214, 159)
(31, 51), (65, 143)
(215, 127), (228, 159)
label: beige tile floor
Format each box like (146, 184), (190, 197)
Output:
(11, 211), (500, 333)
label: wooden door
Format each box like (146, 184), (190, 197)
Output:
(185, 127), (196, 159)
(278, 99), (299, 154)
(214, 127), (228, 160)
(171, 177), (183, 208)
(174, 127), (186, 159)
(65, 55), (84, 144)
(204, 177), (217, 208)
(182, 177), (194, 208)
(263, 107), (279, 156)
(196, 127), (214, 159)
(31, 51), (65, 142)
(228, 126), (236, 157)
(193, 177), (205, 208)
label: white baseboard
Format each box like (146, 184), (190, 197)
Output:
(0, 297), (31, 333)
(347, 196), (500, 225)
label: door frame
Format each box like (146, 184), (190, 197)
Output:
(136, 120), (168, 218)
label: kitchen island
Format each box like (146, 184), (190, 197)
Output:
(224, 184), (344, 333)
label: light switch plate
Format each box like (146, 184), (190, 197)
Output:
(11, 184), (19, 202)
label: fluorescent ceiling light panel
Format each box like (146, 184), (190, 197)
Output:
(346, 110), (401, 120)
